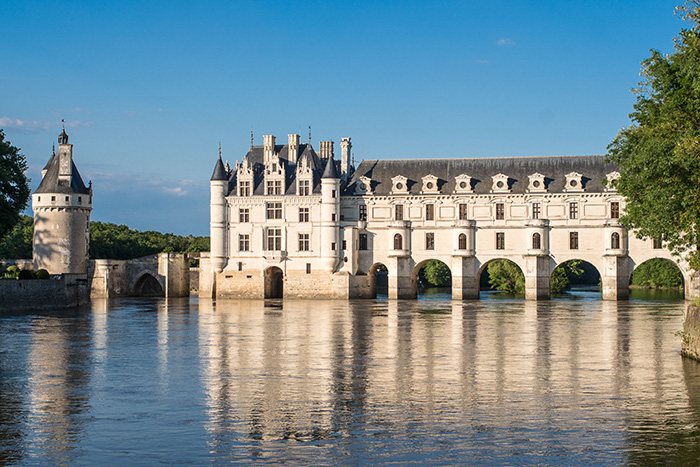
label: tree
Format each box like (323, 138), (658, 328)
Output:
(0, 214), (33, 259)
(630, 258), (684, 288)
(607, 1), (700, 270)
(0, 130), (30, 240)
(421, 260), (451, 287)
(550, 260), (584, 294)
(487, 259), (525, 293)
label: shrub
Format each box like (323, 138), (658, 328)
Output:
(18, 269), (34, 280)
(35, 269), (50, 280)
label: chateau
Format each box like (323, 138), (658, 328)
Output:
(199, 133), (700, 300)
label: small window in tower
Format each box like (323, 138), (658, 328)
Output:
(78, 196), (82, 204)
(332, 190), (337, 198)
(359, 233), (368, 250)
(532, 233), (541, 250)
(342, 240), (347, 250)
(570, 232), (579, 250)
(331, 242), (336, 251)
(51, 196), (56, 202)
(238, 262), (243, 271)
(65, 196), (69, 202)
(306, 263), (311, 274)
(458, 233), (467, 250)
(38, 196), (41, 202)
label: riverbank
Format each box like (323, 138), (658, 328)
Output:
(682, 305), (700, 360)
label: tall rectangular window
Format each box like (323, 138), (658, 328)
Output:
(266, 180), (282, 195)
(653, 237), (663, 249)
(395, 204), (404, 220)
(266, 202), (282, 220)
(459, 203), (468, 220)
(359, 205), (367, 221)
(495, 203), (504, 220)
(342, 240), (347, 250)
(425, 204), (435, 221)
(532, 203), (541, 219)
(359, 233), (368, 250)
(496, 232), (505, 250)
(239, 180), (251, 196)
(611, 202), (620, 219)
(239, 208), (249, 223)
(265, 228), (282, 251)
(426, 233), (435, 250)
(306, 263), (311, 274)
(569, 202), (578, 219)
(570, 232), (579, 250)
(298, 233), (310, 251)
(332, 190), (337, 198)
(298, 207), (309, 222)
(238, 234), (250, 251)
(298, 179), (310, 196)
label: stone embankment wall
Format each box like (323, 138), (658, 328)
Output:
(682, 305), (700, 360)
(0, 274), (90, 313)
(0, 259), (34, 270)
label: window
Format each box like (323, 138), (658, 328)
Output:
(495, 203), (504, 220)
(426, 233), (435, 250)
(266, 202), (282, 220)
(395, 204), (404, 220)
(653, 237), (663, 249)
(611, 232), (620, 249)
(78, 196), (82, 204)
(265, 228), (282, 251)
(332, 213), (336, 221)
(496, 232), (505, 250)
(532, 232), (541, 250)
(459, 203), (468, 220)
(425, 204), (435, 221)
(532, 203), (541, 219)
(298, 233), (310, 251)
(458, 233), (467, 250)
(569, 202), (578, 219)
(332, 190), (337, 198)
(570, 232), (579, 250)
(239, 180), (251, 196)
(298, 207), (309, 222)
(298, 179), (310, 196)
(342, 240), (347, 250)
(359, 233), (368, 250)
(611, 202), (620, 219)
(331, 242), (336, 251)
(266, 179), (282, 195)
(238, 262), (243, 271)
(239, 208), (249, 223)
(51, 196), (56, 201)
(306, 263), (311, 274)
(239, 234), (250, 251)
(393, 233), (403, 250)
(359, 205), (367, 221)
(65, 196), (69, 202)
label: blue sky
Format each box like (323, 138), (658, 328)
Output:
(1, 0), (685, 236)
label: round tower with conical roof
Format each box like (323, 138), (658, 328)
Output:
(32, 129), (92, 274)
(210, 150), (228, 273)
(320, 154), (341, 272)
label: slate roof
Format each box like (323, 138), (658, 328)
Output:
(210, 156), (227, 181)
(321, 155), (340, 179)
(35, 152), (90, 195)
(347, 155), (615, 195)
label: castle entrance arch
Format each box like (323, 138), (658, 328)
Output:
(368, 262), (389, 299)
(477, 259), (525, 299)
(264, 266), (284, 299)
(132, 272), (165, 297)
(411, 259), (452, 299)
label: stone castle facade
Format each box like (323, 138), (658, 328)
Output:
(199, 133), (700, 301)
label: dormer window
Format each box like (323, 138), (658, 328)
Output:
(391, 175), (409, 194)
(528, 173), (546, 193)
(355, 175), (372, 195)
(606, 171), (620, 191)
(454, 174), (473, 194)
(421, 174), (440, 194)
(491, 173), (510, 193)
(564, 172), (584, 192)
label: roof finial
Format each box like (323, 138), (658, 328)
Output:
(250, 129), (254, 149)
(352, 152), (355, 166)
(62, 119), (65, 130)
(218, 141), (222, 159)
(308, 125), (312, 145)
(52, 143), (55, 155)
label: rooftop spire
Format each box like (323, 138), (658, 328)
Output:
(308, 125), (311, 145)
(219, 141), (222, 158)
(250, 129), (254, 149)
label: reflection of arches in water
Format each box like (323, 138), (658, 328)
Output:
(132, 273), (164, 297)
(264, 266), (284, 298)
(477, 258), (525, 296)
(368, 263), (388, 298)
(411, 259), (451, 298)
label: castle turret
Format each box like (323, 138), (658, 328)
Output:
(210, 150), (228, 273)
(32, 128), (92, 274)
(320, 155), (341, 272)
(341, 137), (352, 182)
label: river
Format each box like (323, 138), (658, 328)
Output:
(1, 291), (698, 465)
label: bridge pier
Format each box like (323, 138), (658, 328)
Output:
(452, 255), (479, 299)
(602, 254), (629, 300)
(388, 255), (413, 299)
(524, 255), (550, 300)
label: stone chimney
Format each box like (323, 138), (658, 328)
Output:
(263, 134), (276, 165)
(288, 134), (300, 164)
(341, 137), (352, 181)
(57, 130), (73, 185)
(319, 141), (334, 160)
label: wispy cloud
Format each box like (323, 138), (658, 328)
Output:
(476, 59), (489, 64)
(123, 110), (142, 117)
(0, 116), (93, 133)
(496, 37), (516, 46)
(89, 170), (204, 198)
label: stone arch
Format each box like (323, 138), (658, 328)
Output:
(264, 266), (284, 299)
(550, 259), (602, 295)
(131, 272), (165, 297)
(411, 259), (452, 298)
(368, 262), (389, 298)
(628, 257), (685, 296)
(477, 258), (526, 297)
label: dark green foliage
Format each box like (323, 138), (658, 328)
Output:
(420, 260), (451, 287)
(35, 269), (50, 280)
(0, 214), (33, 259)
(3, 265), (19, 279)
(487, 259), (525, 293)
(550, 260), (586, 294)
(89, 222), (210, 259)
(630, 258), (684, 288)
(607, 1), (700, 270)
(0, 130), (30, 240)
(17, 269), (33, 280)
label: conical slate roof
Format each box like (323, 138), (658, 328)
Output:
(321, 156), (339, 179)
(35, 151), (89, 194)
(211, 156), (227, 181)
